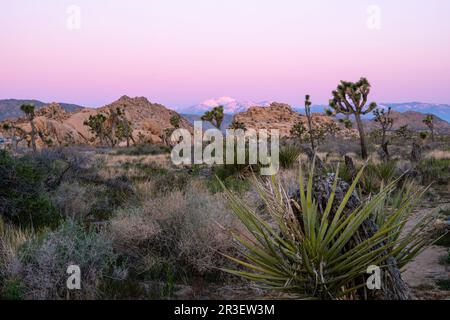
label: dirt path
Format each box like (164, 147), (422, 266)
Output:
(403, 193), (450, 300)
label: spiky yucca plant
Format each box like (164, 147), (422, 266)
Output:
(221, 163), (435, 299)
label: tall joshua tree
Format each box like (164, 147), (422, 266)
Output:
(304, 95), (315, 151)
(163, 114), (181, 146)
(373, 107), (394, 161)
(328, 77), (377, 159)
(20, 103), (37, 151)
(84, 113), (108, 146)
(201, 105), (224, 130)
(422, 114), (435, 142)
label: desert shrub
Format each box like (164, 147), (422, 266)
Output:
(50, 174), (134, 223)
(436, 279), (450, 291)
(436, 233), (450, 247)
(358, 160), (399, 195)
(0, 150), (58, 228)
(0, 218), (28, 299)
(417, 158), (450, 185)
(439, 251), (450, 265)
(206, 175), (250, 194)
(1, 279), (26, 300)
(366, 160), (397, 183)
(19, 221), (117, 299)
(114, 144), (170, 156)
(50, 182), (94, 221)
(279, 145), (300, 169)
(110, 186), (239, 282)
(151, 171), (191, 195)
(221, 164), (435, 299)
(439, 208), (450, 217)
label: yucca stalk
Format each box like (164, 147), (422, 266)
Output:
(220, 162), (436, 300)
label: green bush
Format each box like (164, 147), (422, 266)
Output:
(279, 145), (300, 169)
(417, 158), (450, 185)
(439, 251), (450, 265)
(436, 279), (450, 291)
(0, 150), (58, 228)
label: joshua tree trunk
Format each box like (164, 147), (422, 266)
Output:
(355, 114), (368, 159)
(29, 119), (37, 152)
(410, 142), (422, 163)
(381, 142), (390, 162)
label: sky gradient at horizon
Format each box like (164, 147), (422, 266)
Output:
(1, 0), (450, 109)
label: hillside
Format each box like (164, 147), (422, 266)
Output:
(0, 96), (192, 148)
(0, 99), (84, 121)
(364, 110), (450, 134)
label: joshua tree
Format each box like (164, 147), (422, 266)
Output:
(373, 107), (394, 161)
(229, 120), (247, 131)
(339, 118), (353, 129)
(395, 125), (412, 141)
(163, 114), (182, 146)
(116, 119), (134, 147)
(84, 113), (108, 146)
(328, 78), (377, 159)
(290, 121), (308, 144)
(422, 114), (435, 142)
(170, 114), (181, 129)
(304, 95), (316, 150)
(419, 131), (428, 141)
(326, 122), (341, 138)
(20, 104), (37, 151)
(201, 106), (224, 130)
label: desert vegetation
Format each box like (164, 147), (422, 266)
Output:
(1, 80), (450, 300)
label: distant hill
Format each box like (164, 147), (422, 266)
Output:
(382, 102), (450, 122)
(364, 110), (450, 134)
(0, 99), (84, 121)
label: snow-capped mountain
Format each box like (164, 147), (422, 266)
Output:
(179, 97), (273, 115)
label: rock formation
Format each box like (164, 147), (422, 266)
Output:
(232, 102), (358, 139)
(0, 96), (192, 149)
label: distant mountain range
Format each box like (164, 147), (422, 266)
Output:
(177, 98), (450, 123)
(2, 98), (450, 133)
(0, 99), (84, 121)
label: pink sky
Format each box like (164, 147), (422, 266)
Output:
(1, 0), (450, 109)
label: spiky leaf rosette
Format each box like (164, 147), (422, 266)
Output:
(220, 162), (436, 299)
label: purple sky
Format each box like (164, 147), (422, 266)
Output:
(1, 0), (450, 109)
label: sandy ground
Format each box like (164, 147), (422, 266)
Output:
(403, 193), (450, 300)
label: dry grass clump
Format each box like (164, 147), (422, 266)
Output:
(0, 218), (29, 299)
(110, 183), (241, 279)
(18, 221), (117, 300)
(50, 181), (97, 221)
